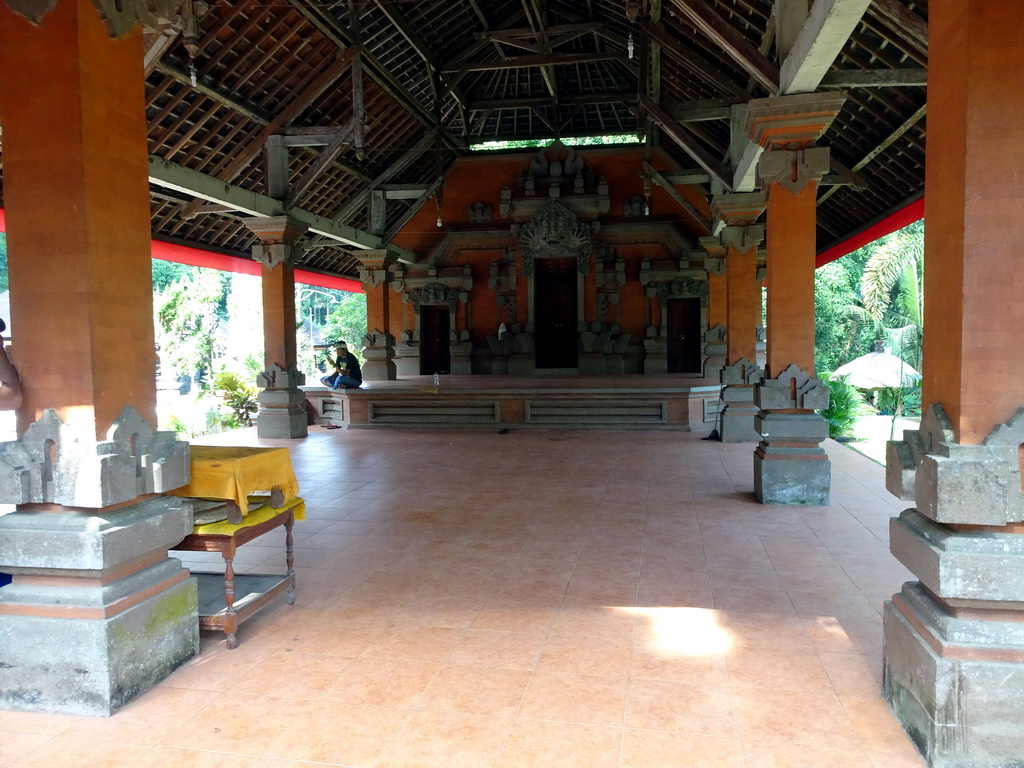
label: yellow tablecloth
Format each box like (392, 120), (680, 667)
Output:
(170, 445), (300, 517)
(193, 498), (306, 535)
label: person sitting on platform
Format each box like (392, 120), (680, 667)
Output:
(0, 318), (24, 410)
(319, 341), (362, 390)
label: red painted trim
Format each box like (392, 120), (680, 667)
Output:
(816, 197), (925, 267)
(0, 210), (363, 293)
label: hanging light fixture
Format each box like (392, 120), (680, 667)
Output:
(435, 195), (443, 228)
(625, 1), (641, 60)
(180, 0), (208, 88)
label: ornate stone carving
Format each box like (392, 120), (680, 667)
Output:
(523, 140), (586, 183)
(408, 281), (459, 312)
(0, 406), (189, 508)
(468, 202), (492, 223)
(257, 363), (305, 390)
(518, 199), (592, 276)
(721, 357), (763, 386)
(745, 92), (848, 151)
(886, 404), (1024, 526)
(757, 147), (831, 194)
(5, 0), (181, 37)
(655, 277), (709, 307)
(756, 364), (828, 410)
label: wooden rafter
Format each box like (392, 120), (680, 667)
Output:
(638, 94), (730, 190)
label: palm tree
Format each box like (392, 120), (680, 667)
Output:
(859, 220), (924, 368)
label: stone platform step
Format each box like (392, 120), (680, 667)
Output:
(303, 376), (722, 431)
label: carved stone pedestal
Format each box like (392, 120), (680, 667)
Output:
(720, 386), (760, 442)
(883, 405), (1024, 766)
(450, 338), (473, 375)
(753, 365), (830, 504)
(753, 411), (830, 504)
(0, 499), (197, 716)
(642, 337), (667, 374)
(256, 365), (307, 439)
(719, 358), (762, 442)
(362, 329), (396, 381)
(0, 408), (197, 716)
(395, 339), (421, 377)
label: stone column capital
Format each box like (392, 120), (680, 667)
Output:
(721, 224), (765, 252)
(245, 215), (308, 268)
(757, 146), (831, 195)
(711, 192), (766, 228)
(745, 92), (847, 151)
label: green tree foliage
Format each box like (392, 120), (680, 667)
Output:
(152, 260), (194, 293)
(814, 247), (874, 372)
(820, 373), (866, 439)
(860, 220), (924, 368)
(154, 267), (226, 384)
(321, 292), (367, 360)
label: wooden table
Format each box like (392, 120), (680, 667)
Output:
(174, 499), (302, 649)
(169, 445), (300, 524)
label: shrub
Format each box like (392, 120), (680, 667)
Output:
(820, 373), (864, 439)
(213, 370), (259, 427)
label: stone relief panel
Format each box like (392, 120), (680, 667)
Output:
(407, 281), (460, 312)
(655, 277), (710, 308)
(756, 364), (828, 410)
(518, 199), (592, 276)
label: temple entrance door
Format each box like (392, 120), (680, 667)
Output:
(667, 298), (703, 373)
(535, 257), (579, 369)
(419, 305), (451, 375)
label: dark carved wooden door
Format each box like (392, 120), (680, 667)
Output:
(667, 298), (703, 373)
(534, 258), (579, 369)
(419, 305), (451, 375)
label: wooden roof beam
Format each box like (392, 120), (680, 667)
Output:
(640, 21), (749, 100)
(442, 52), (623, 75)
(469, 92), (634, 110)
(667, 0), (780, 94)
(870, 0), (928, 53)
(638, 94), (731, 190)
(819, 68), (927, 88)
(644, 161), (712, 232)
(779, 0), (874, 94)
(665, 97), (743, 123)
(148, 155), (416, 262)
(153, 62), (271, 125)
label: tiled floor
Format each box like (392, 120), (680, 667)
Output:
(2, 428), (926, 767)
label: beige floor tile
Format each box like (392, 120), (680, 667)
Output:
(552, 605), (637, 640)
(0, 730), (52, 763)
(318, 657), (441, 707)
(742, 739), (873, 767)
(725, 647), (834, 692)
(625, 679), (737, 736)
(621, 730), (745, 768)
(842, 695), (923, 755)
(867, 749), (928, 767)
(497, 719), (622, 768)
(472, 602), (560, 633)
(361, 624), (464, 663)
(17, 735), (167, 768)
(449, 629), (549, 670)
(518, 671), (628, 726)
(418, 664), (532, 716)
(262, 701), (408, 765)
(375, 710), (513, 768)
(731, 688), (862, 750)
(226, 649), (352, 698)
(538, 632), (632, 677)
(804, 616), (883, 656)
(159, 693), (313, 755)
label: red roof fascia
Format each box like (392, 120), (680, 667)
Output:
(816, 197), (925, 268)
(0, 209), (363, 294)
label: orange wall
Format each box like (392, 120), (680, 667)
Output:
(388, 147), (710, 347)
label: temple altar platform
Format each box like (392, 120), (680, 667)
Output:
(303, 375), (723, 431)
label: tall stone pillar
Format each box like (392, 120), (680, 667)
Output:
(746, 93), (845, 504)
(711, 193), (766, 442)
(0, 0), (196, 715)
(357, 250), (397, 380)
(247, 216), (308, 439)
(702, 247), (728, 373)
(883, 3), (1024, 764)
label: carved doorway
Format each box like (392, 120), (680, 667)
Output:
(419, 305), (451, 375)
(534, 257), (579, 369)
(667, 298), (703, 373)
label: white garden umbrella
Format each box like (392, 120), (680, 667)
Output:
(833, 351), (921, 389)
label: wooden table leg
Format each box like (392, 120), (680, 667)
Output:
(222, 546), (239, 649)
(285, 510), (296, 604)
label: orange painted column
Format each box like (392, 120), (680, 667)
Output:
(261, 263), (298, 370)
(707, 271), (727, 331)
(921, 0), (1024, 444)
(726, 240), (760, 364)
(0, 0), (154, 440)
(763, 183), (818, 377)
